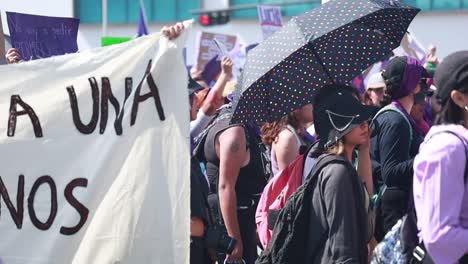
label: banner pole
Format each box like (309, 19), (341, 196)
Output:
(102, 0), (108, 37)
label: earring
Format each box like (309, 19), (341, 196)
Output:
(465, 106), (468, 111)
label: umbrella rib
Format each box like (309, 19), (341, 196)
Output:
(309, 41), (335, 84)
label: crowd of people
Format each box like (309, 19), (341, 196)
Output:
(5, 21), (467, 264)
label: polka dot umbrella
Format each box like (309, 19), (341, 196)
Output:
(231, 0), (420, 124)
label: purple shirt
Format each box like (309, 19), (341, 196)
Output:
(413, 124), (468, 263)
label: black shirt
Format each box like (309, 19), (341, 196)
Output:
(204, 116), (267, 205)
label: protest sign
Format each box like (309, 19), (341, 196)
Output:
(196, 32), (237, 69)
(0, 24), (191, 263)
(213, 39), (230, 59)
(257, 5), (283, 40)
(101, 36), (132, 47)
(6, 12), (79, 61)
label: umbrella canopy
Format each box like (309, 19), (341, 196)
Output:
(231, 0), (420, 123)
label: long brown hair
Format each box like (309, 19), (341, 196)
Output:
(261, 112), (304, 146)
(310, 138), (346, 158)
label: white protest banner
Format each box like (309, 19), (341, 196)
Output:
(257, 5), (283, 40)
(0, 20), (191, 264)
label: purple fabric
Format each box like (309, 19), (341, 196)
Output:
(7, 12), (79, 61)
(390, 100), (416, 128)
(393, 57), (424, 100)
(303, 129), (316, 144)
(247, 122), (262, 137)
(137, 3), (148, 37)
(351, 74), (365, 95)
(413, 124), (468, 264)
(414, 119), (430, 137)
(202, 55), (221, 86)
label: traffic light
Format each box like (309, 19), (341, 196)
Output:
(198, 11), (230, 26)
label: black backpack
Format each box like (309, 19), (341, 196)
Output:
(256, 154), (348, 264)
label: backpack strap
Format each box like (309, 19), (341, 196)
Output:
(305, 154), (345, 184)
(192, 112), (232, 161)
(285, 124), (303, 148)
(371, 105), (414, 206)
(373, 104), (413, 149)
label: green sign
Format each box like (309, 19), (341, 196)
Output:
(101, 37), (132, 47)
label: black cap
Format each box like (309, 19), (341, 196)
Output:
(434, 50), (468, 104)
(188, 75), (204, 96)
(381, 56), (431, 100)
(383, 56), (431, 78)
(314, 85), (377, 149)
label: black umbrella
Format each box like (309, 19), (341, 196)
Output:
(231, 0), (420, 123)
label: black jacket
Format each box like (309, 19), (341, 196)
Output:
(307, 156), (368, 264)
(370, 111), (423, 192)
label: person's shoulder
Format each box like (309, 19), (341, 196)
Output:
(218, 125), (245, 140)
(318, 156), (353, 183)
(376, 109), (407, 124)
(375, 109), (410, 134)
(275, 128), (297, 145)
(422, 125), (467, 153)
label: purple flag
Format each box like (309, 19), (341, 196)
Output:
(6, 12), (79, 61)
(351, 74), (365, 95)
(137, 1), (148, 37)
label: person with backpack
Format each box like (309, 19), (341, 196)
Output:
(306, 85), (376, 264)
(162, 22), (238, 264)
(261, 104), (314, 176)
(200, 106), (269, 264)
(370, 56), (430, 240)
(413, 51), (468, 264)
(257, 85), (376, 264)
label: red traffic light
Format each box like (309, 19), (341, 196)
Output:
(199, 14), (211, 26)
(198, 11), (230, 26)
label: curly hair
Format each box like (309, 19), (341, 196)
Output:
(261, 112), (304, 146)
(380, 73), (401, 107)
